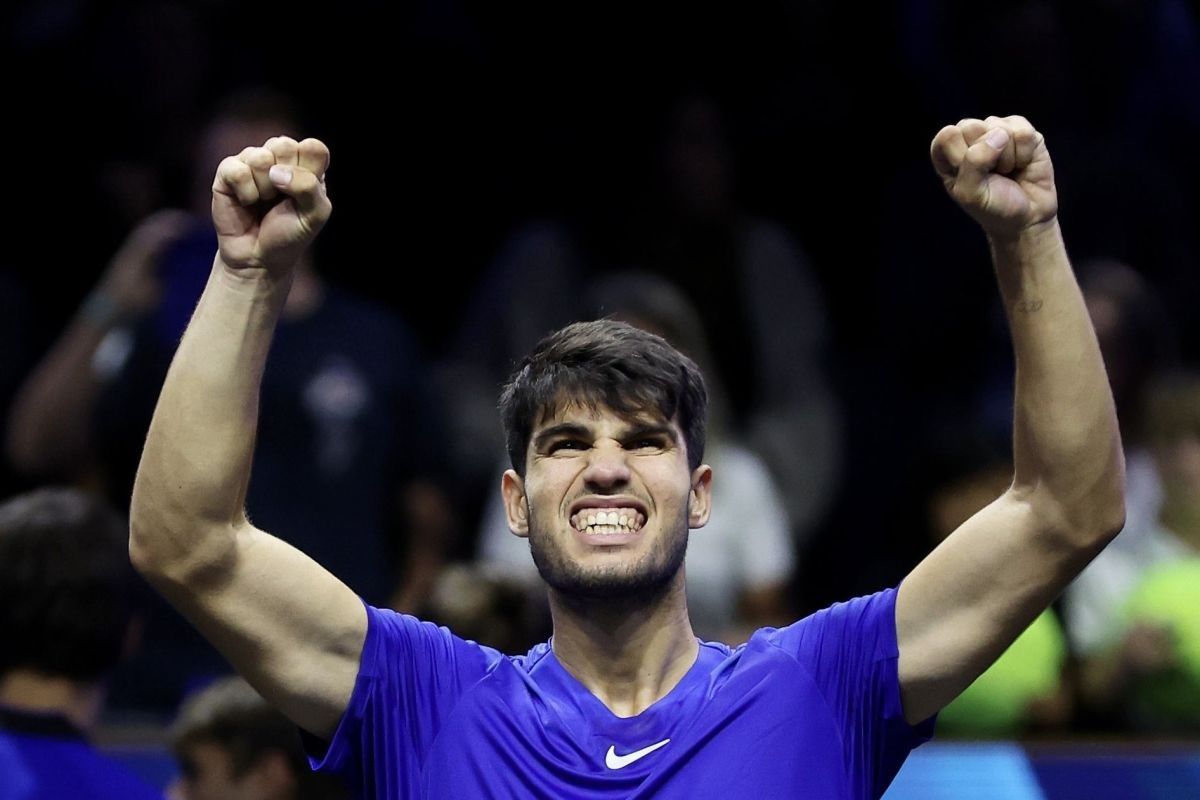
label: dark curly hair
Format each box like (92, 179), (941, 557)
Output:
(0, 487), (134, 682)
(499, 319), (708, 476)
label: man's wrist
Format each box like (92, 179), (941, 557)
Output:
(988, 217), (1062, 261)
(213, 255), (294, 300)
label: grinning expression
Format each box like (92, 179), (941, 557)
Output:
(502, 403), (711, 600)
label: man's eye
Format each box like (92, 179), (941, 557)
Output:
(549, 440), (585, 453)
(630, 438), (664, 450)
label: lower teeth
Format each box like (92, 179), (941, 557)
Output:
(585, 526), (632, 534)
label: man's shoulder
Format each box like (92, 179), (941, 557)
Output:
(755, 588), (901, 662)
(363, 605), (518, 673)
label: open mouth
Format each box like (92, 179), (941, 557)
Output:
(570, 507), (646, 535)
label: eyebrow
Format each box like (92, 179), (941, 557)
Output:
(532, 423), (592, 452)
(621, 423), (678, 444)
(531, 421), (678, 452)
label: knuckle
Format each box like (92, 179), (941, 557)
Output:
(252, 147), (276, 166)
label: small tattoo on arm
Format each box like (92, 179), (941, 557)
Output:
(1017, 299), (1044, 313)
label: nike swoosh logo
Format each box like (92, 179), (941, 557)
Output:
(605, 738), (671, 769)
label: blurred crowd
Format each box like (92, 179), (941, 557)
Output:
(3, 0), (1200, 794)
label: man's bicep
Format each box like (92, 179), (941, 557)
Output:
(151, 524), (367, 739)
(895, 491), (1085, 724)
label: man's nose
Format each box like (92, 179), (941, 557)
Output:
(583, 441), (631, 488)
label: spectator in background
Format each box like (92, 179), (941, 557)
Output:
(5, 88), (455, 712)
(0, 487), (159, 800)
(439, 91), (842, 548)
(420, 564), (549, 655)
(478, 272), (796, 643)
(169, 676), (348, 800)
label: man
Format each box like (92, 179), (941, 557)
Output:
(130, 116), (1125, 798)
(169, 676), (348, 800)
(0, 487), (160, 800)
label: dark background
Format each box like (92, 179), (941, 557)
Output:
(4, 0), (1200, 610)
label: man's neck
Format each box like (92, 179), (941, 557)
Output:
(0, 671), (103, 733)
(548, 573), (698, 718)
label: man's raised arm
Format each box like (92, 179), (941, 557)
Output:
(129, 137), (366, 738)
(895, 116), (1126, 724)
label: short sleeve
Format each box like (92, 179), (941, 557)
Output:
(307, 603), (502, 797)
(767, 588), (935, 798)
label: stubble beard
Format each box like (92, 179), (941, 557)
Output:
(528, 506), (689, 602)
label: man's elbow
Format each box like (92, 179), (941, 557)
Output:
(128, 502), (239, 589)
(1090, 452), (1127, 543)
(1023, 464), (1126, 554)
(1086, 495), (1126, 549)
(127, 511), (175, 581)
(128, 513), (170, 578)
(128, 484), (169, 575)
(1064, 474), (1127, 553)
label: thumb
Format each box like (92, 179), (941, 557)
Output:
(269, 165), (332, 228)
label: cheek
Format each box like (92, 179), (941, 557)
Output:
(524, 485), (557, 524)
(525, 466), (578, 510)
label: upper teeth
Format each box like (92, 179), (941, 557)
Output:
(572, 508), (644, 533)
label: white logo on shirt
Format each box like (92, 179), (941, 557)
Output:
(605, 739), (671, 769)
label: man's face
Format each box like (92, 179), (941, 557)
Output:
(502, 403), (711, 599)
(169, 741), (289, 800)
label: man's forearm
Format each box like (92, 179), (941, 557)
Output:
(993, 219), (1125, 540)
(5, 312), (115, 474)
(130, 257), (289, 575)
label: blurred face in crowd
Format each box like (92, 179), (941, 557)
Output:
(503, 401), (711, 601)
(170, 741), (295, 800)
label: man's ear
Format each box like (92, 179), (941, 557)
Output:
(501, 469), (530, 537)
(688, 465), (712, 529)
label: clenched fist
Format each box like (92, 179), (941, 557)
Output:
(211, 136), (332, 275)
(931, 115), (1056, 239)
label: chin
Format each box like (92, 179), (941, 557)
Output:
(532, 536), (687, 602)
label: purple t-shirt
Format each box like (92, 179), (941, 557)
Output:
(310, 588), (934, 799)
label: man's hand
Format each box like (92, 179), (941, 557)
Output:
(930, 115), (1056, 239)
(98, 209), (194, 320)
(91, 212), (194, 326)
(211, 137), (331, 276)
